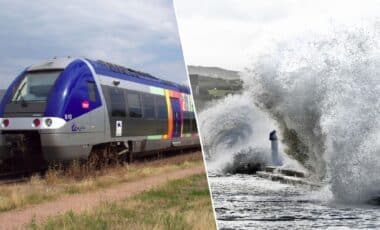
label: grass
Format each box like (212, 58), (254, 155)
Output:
(0, 153), (204, 212)
(28, 174), (216, 230)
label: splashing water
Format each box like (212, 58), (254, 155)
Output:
(242, 24), (380, 203)
(199, 93), (302, 174)
(199, 93), (273, 173)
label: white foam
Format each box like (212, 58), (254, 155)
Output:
(199, 93), (277, 173)
(199, 93), (306, 175)
(243, 23), (380, 203)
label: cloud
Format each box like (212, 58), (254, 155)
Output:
(174, 0), (380, 71)
(0, 0), (187, 86)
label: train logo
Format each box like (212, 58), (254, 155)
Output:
(71, 122), (85, 132)
(81, 100), (90, 109)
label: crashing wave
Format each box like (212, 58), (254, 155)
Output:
(243, 24), (380, 203)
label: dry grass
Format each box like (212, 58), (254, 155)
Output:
(29, 174), (216, 230)
(0, 152), (204, 212)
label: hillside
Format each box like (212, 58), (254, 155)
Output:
(187, 65), (243, 111)
(188, 65), (240, 80)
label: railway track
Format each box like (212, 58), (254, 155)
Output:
(0, 147), (202, 185)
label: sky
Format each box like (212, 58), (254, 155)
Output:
(174, 0), (380, 71)
(0, 0), (188, 87)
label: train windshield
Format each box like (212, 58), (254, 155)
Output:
(11, 70), (62, 102)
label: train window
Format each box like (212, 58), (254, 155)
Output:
(87, 81), (97, 102)
(11, 70), (61, 102)
(127, 93), (142, 118)
(142, 94), (155, 119)
(156, 96), (168, 119)
(110, 88), (126, 117)
(183, 111), (192, 133)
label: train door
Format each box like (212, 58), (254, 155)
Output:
(108, 87), (127, 137)
(170, 98), (181, 138)
(87, 80), (103, 133)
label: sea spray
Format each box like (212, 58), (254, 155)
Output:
(198, 92), (304, 174)
(243, 24), (380, 203)
(199, 93), (274, 172)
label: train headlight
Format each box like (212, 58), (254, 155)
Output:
(2, 119), (9, 128)
(33, 118), (41, 127)
(45, 118), (53, 127)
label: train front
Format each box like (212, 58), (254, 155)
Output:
(0, 58), (101, 170)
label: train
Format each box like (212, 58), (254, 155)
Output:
(0, 57), (199, 168)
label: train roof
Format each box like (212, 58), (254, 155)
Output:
(27, 58), (190, 94)
(87, 59), (190, 94)
(27, 57), (75, 71)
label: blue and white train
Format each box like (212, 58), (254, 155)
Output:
(0, 57), (199, 167)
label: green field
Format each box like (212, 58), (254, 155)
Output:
(0, 153), (203, 213)
(28, 174), (216, 230)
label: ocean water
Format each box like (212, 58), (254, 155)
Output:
(210, 174), (380, 229)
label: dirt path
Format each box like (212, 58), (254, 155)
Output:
(0, 165), (205, 230)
